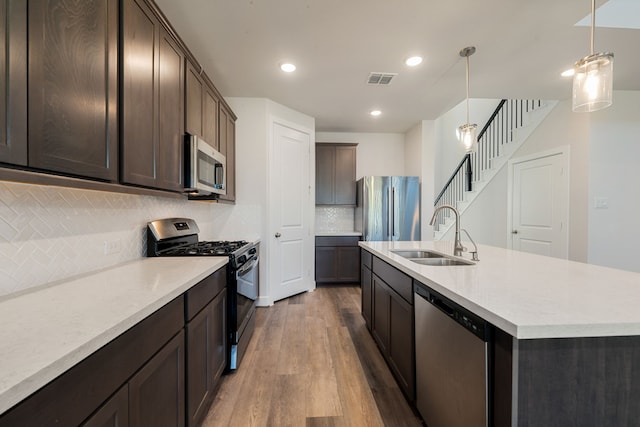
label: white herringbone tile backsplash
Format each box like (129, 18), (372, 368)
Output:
(315, 206), (355, 232)
(0, 181), (258, 297)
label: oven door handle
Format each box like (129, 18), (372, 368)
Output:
(237, 256), (259, 277)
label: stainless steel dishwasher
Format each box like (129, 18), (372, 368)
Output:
(414, 284), (491, 427)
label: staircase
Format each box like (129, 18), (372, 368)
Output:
(432, 99), (557, 240)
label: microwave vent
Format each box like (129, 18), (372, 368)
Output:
(367, 72), (397, 85)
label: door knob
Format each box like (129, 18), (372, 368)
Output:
(275, 232), (281, 238)
(512, 230), (519, 234)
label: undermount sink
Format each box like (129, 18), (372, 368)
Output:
(391, 249), (475, 266)
(391, 250), (446, 259)
(410, 258), (475, 266)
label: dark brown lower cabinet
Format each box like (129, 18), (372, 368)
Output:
(81, 385), (129, 427)
(186, 288), (227, 427)
(361, 264), (372, 330)
(130, 331), (185, 427)
(315, 236), (360, 285)
(365, 253), (415, 403)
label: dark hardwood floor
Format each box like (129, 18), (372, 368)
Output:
(202, 286), (422, 427)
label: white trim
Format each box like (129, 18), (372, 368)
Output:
(507, 146), (570, 258)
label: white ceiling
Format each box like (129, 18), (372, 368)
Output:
(154, 0), (640, 133)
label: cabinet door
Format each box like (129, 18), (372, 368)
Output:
(371, 275), (390, 354)
(315, 246), (338, 282)
(186, 301), (213, 427)
(336, 246), (360, 282)
(0, 0), (27, 166)
(28, 0), (118, 180)
(81, 385), (129, 427)
(130, 331), (185, 427)
(315, 144), (335, 204)
(218, 104), (236, 203)
(186, 288), (226, 427)
(361, 265), (372, 329)
(334, 145), (356, 204)
(202, 87), (218, 149)
(388, 290), (415, 401)
(210, 288), (227, 389)
(121, 0), (158, 187)
(185, 61), (203, 138)
(156, 27), (184, 191)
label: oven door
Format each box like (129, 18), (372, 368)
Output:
(236, 254), (259, 323)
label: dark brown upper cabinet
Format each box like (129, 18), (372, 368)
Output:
(316, 143), (357, 205)
(185, 61), (219, 150)
(27, 0), (118, 181)
(217, 103), (236, 203)
(121, 0), (184, 192)
(0, 0), (27, 167)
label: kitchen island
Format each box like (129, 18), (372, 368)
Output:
(360, 240), (640, 427)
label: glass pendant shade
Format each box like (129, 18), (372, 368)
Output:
(572, 52), (614, 112)
(458, 123), (477, 152)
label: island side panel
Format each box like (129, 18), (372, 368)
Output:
(514, 336), (640, 426)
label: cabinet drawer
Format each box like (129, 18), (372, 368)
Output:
(361, 249), (372, 269)
(185, 266), (227, 321)
(315, 236), (359, 247)
(372, 256), (413, 304)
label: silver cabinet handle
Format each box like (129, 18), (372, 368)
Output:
(275, 232), (281, 238)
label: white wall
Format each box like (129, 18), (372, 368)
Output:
(405, 120), (437, 241)
(588, 91), (640, 272)
(434, 99), (501, 194)
(315, 132), (405, 178)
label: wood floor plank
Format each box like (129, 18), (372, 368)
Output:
(305, 310), (343, 418)
(266, 374), (307, 426)
(306, 416), (343, 427)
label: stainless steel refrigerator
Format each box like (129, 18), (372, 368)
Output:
(355, 176), (421, 241)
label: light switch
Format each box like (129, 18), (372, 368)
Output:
(594, 197), (609, 209)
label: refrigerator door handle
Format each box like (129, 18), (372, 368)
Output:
(391, 186), (396, 238)
(387, 186), (392, 240)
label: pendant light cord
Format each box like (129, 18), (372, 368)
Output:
(465, 55), (470, 125)
(590, 0), (595, 55)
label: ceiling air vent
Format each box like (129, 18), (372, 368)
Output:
(367, 72), (397, 85)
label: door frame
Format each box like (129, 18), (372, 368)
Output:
(507, 146), (570, 257)
(264, 115), (315, 305)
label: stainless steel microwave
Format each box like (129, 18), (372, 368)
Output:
(184, 134), (226, 196)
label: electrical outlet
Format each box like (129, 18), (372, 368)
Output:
(104, 239), (122, 255)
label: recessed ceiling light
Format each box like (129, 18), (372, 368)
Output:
(561, 68), (575, 77)
(280, 63), (296, 73)
(370, 110), (382, 117)
(405, 56), (423, 67)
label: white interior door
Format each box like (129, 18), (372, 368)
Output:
(269, 121), (313, 302)
(510, 151), (569, 258)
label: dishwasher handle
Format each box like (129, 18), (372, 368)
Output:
(414, 283), (491, 342)
(432, 296), (455, 318)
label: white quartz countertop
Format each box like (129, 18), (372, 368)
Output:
(316, 231), (362, 236)
(360, 241), (640, 340)
(0, 257), (228, 415)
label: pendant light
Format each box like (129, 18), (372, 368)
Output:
(458, 46), (477, 152)
(572, 0), (613, 112)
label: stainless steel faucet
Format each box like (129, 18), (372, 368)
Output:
(429, 204), (465, 256)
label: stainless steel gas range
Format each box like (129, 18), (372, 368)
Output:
(147, 218), (259, 371)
